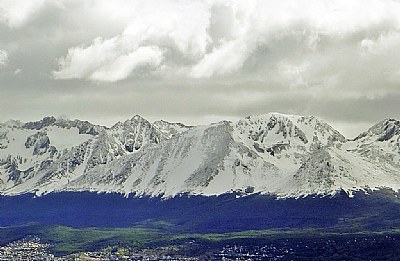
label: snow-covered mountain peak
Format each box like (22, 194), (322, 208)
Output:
(2, 119), (23, 128)
(131, 114), (145, 121)
(355, 118), (400, 142)
(242, 112), (302, 124)
(153, 120), (193, 138)
(22, 116), (57, 130)
(233, 113), (345, 154)
(1, 113), (400, 198)
(16, 116), (101, 136)
(153, 119), (190, 128)
(108, 115), (167, 153)
(111, 115), (152, 129)
(342, 118), (400, 172)
(66, 120), (269, 197)
(124, 115), (152, 126)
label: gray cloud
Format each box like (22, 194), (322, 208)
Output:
(1, 0), (400, 138)
(0, 50), (8, 68)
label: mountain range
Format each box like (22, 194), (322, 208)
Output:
(1, 113), (400, 198)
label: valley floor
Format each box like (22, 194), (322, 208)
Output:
(1, 190), (400, 259)
(1, 226), (400, 260)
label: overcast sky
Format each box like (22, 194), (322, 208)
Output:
(1, 0), (400, 138)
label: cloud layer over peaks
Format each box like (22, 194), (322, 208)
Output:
(1, 0), (400, 137)
(51, 0), (400, 82)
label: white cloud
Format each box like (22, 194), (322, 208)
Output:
(51, 0), (400, 82)
(52, 35), (165, 82)
(190, 40), (249, 78)
(0, 49), (8, 68)
(89, 46), (164, 82)
(53, 0), (211, 82)
(0, 0), (48, 28)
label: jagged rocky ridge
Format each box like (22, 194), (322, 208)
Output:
(1, 113), (400, 198)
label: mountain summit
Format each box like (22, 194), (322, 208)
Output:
(1, 113), (400, 198)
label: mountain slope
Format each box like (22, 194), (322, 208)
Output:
(66, 121), (277, 196)
(1, 113), (400, 197)
(0, 116), (187, 195)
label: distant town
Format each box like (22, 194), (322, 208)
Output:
(1, 234), (400, 260)
(0, 235), (298, 260)
(0, 236), (201, 260)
